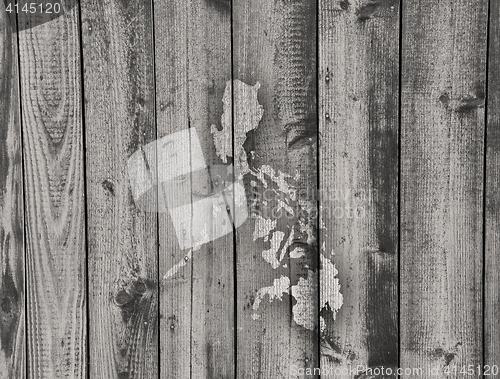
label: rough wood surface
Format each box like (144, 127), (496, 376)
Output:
(17, 2), (87, 377)
(485, 0), (500, 370)
(0, 6), (25, 379)
(318, 1), (400, 377)
(153, 0), (192, 376)
(80, 0), (159, 377)
(154, 0), (233, 376)
(186, 1), (234, 377)
(2, 1), (498, 377)
(400, 1), (488, 377)
(232, 0), (319, 377)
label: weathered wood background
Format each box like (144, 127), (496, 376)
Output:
(0, 0), (497, 378)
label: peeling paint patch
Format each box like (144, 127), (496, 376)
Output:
(299, 220), (316, 245)
(252, 215), (277, 241)
(289, 246), (306, 259)
(320, 253), (343, 320)
(255, 165), (295, 198)
(211, 82), (232, 166)
(319, 206), (327, 229)
(279, 228), (294, 261)
(249, 164), (318, 270)
(262, 231), (285, 269)
(319, 316), (326, 334)
(252, 276), (290, 319)
(209, 80), (342, 330)
(211, 80), (264, 176)
(291, 270), (317, 331)
(276, 198), (294, 215)
(298, 198), (317, 244)
(252, 168), (268, 188)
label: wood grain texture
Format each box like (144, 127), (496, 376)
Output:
(17, 1), (87, 377)
(233, 0), (319, 377)
(0, 6), (25, 379)
(400, 1), (488, 377)
(485, 0), (500, 369)
(80, 0), (159, 377)
(186, 1), (234, 378)
(318, 0), (400, 376)
(5, 1), (499, 377)
(153, 0), (191, 376)
(154, 0), (233, 376)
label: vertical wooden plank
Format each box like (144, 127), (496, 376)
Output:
(485, 0), (500, 370)
(186, 1), (234, 378)
(17, 1), (87, 377)
(80, 0), (158, 378)
(233, 0), (319, 377)
(401, 1), (488, 377)
(0, 6), (25, 379)
(318, 0), (399, 377)
(154, 0), (234, 376)
(153, 0), (191, 377)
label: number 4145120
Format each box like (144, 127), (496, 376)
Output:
(444, 365), (499, 376)
(6, 3), (61, 13)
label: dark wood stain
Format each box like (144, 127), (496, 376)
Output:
(368, 87), (398, 254)
(369, 131), (398, 254)
(286, 121), (317, 150)
(444, 352), (456, 366)
(0, 262), (19, 357)
(365, 76), (399, 376)
(116, 279), (152, 322)
(439, 89), (486, 113)
(339, 0), (349, 11)
(118, 280), (158, 377)
(206, 342), (214, 379)
(357, 1), (380, 21)
(102, 179), (115, 196)
(439, 92), (451, 106)
(365, 252), (398, 368)
(455, 96), (484, 112)
(206, 0), (231, 11)
(401, 0), (488, 372)
(319, 0), (400, 371)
